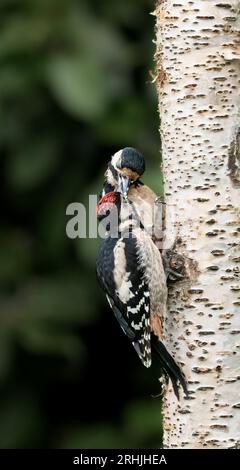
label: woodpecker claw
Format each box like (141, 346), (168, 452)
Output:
(163, 249), (186, 283)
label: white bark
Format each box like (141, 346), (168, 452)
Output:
(155, 0), (240, 448)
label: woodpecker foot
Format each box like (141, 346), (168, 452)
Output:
(163, 249), (186, 283)
(166, 268), (184, 281)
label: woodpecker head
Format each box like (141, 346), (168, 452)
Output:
(104, 147), (145, 196)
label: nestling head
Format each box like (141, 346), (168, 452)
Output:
(96, 191), (121, 222)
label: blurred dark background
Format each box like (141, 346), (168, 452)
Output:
(0, 0), (163, 448)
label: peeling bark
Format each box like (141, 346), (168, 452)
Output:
(154, 0), (240, 448)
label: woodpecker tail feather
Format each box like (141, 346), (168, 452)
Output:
(152, 335), (188, 400)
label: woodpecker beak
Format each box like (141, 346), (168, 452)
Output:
(117, 174), (130, 196)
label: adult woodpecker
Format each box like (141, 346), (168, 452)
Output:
(102, 147), (164, 248)
(96, 190), (188, 399)
(102, 147), (184, 280)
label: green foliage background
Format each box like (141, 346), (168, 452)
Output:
(0, 0), (163, 448)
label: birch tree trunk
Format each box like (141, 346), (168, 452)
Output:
(154, 0), (240, 448)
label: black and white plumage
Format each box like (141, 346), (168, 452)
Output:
(96, 191), (188, 399)
(97, 233), (152, 367)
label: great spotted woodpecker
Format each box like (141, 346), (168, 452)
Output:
(102, 147), (185, 281)
(96, 190), (188, 399)
(102, 147), (163, 248)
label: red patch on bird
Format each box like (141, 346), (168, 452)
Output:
(96, 191), (118, 215)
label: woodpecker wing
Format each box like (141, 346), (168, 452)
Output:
(106, 295), (135, 341)
(96, 235), (152, 367)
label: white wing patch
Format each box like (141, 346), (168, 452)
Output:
(117, 278), (133, 303)
(113, 239), (134, 303)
